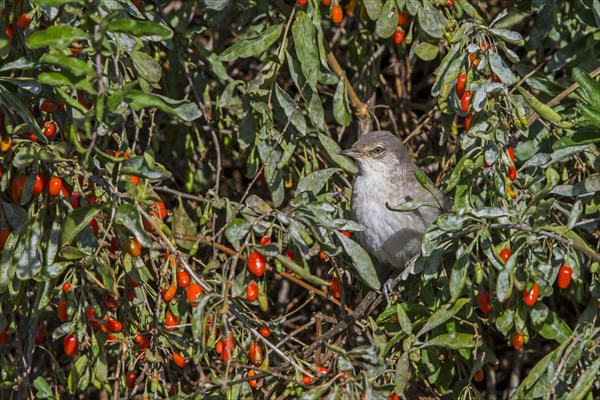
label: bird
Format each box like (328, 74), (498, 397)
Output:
(340, 130), (445, 270)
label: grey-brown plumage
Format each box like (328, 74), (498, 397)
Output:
(340, 130), (445, 269)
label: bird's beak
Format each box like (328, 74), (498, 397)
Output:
(339, 148), (360, 158)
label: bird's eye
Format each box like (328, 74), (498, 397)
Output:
(372, 146), (384, 155)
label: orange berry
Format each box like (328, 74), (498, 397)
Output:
(172, 352), (186, 368)
(161, 285), (177, 303)
(331, 4), (343, 25)
(177, 269), (190, 288)
(47, 177), (62, 197)
(186, 283), (203, 306)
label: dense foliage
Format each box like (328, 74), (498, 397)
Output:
(0, 0), (599, 399)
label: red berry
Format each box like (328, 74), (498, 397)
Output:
(33, 174), (45, 195)
(523, 283), (539, 307)
(508, 167), (517, 181)
(465, 114), (473, 131)
(507, 147), (515, 162)
(499, 248), (512, 263)
(125, 371), (137, 389)
(246, 281), (259, 302)
(298, 0), (307, 5)
(322, 0), (331, 6)
(302, 374), (313, 385)
(329, 278), (341, 299)
(456, 73), (467, 98)
(393, 28), (405, 45)
(165, 310), (179, 332)
(446, 0), (454, 6)
(90, 218), (99, 237)
(512, 332), (524, 350)
(106, 319), (123, 333)
(62, 282), (72, 292)
(153, 201), (167, 220)
(85, 308), (101, 330)
(0, 325), (9, 344)
(247, 252), (266, 277)
(248, 341), (263, 366)
(476, 291), (492, 315)
(260, 325), (271, 338)
(259, 235), (271, 246)
(461, 92), (472, 113)
(16, 13), (32, 29)
(43, 120), (57, 139)
(47, 177), (62, 197)
(397, 12), (408, 25)
(557, 265), (572, 289)
(57, 297), (68, 321)
(40, 99), (57, 113)
(64, 334), (78, 356)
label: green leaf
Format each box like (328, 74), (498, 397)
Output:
(416, 298), (470, 337)
(387, 199), (439, 212)
(449, 241), (475, 301)
(364, 0), (383, 20)
(225, 218), (250, 246)
(292, 13), (319, 89)
(562, 358), (600, 400)
(511, 340), (569, 399)
(17, 221), (42, 279)
(125, 90), (202, 121)
(60, 204), (105, 245)
(421, 333), (475, 349)
(572, 67), (600, 104)
(296, 168), (340, 195)
(488, 51), (516, 85)
(0, 77), (41, 94)
(521, 145), (589, 169)
(40, 52), (94, 77)
(418, 3), (444, 39)
(38, 71), (97, 94)
(530, 303), (572, 343)
(335, 231), (380, 290)
(274, 84), (306, 133)
(68, 354), (88, 394)
(108, 19), (173, 40)
(219, 24), (282, 62)
(33, 376), (53, 399)
(115, 203), (152, 248)
(333, 78), (351, 127)
(275, 254), (329, 286)
(553, 131), (600, 150)
(31, 0), (83, 4)
(27, 25), (86, 49)
(0, 85), (44, 139)
(94, 353), (108, 383)
(129, 51), (162, 84)
(319, 133), (358, 175)
(120, 155), (172, 181)
(489, 28), (524, 45)
(413, 41), (439, 61)
(395, 352), (410, 395)
(375, 0), (397, 38)
(2, 203), (27, 229)
(396, 304), (412, 335)
(173, 200), (197, 251)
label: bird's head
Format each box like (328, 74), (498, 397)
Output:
(339, 130), (412, 175)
